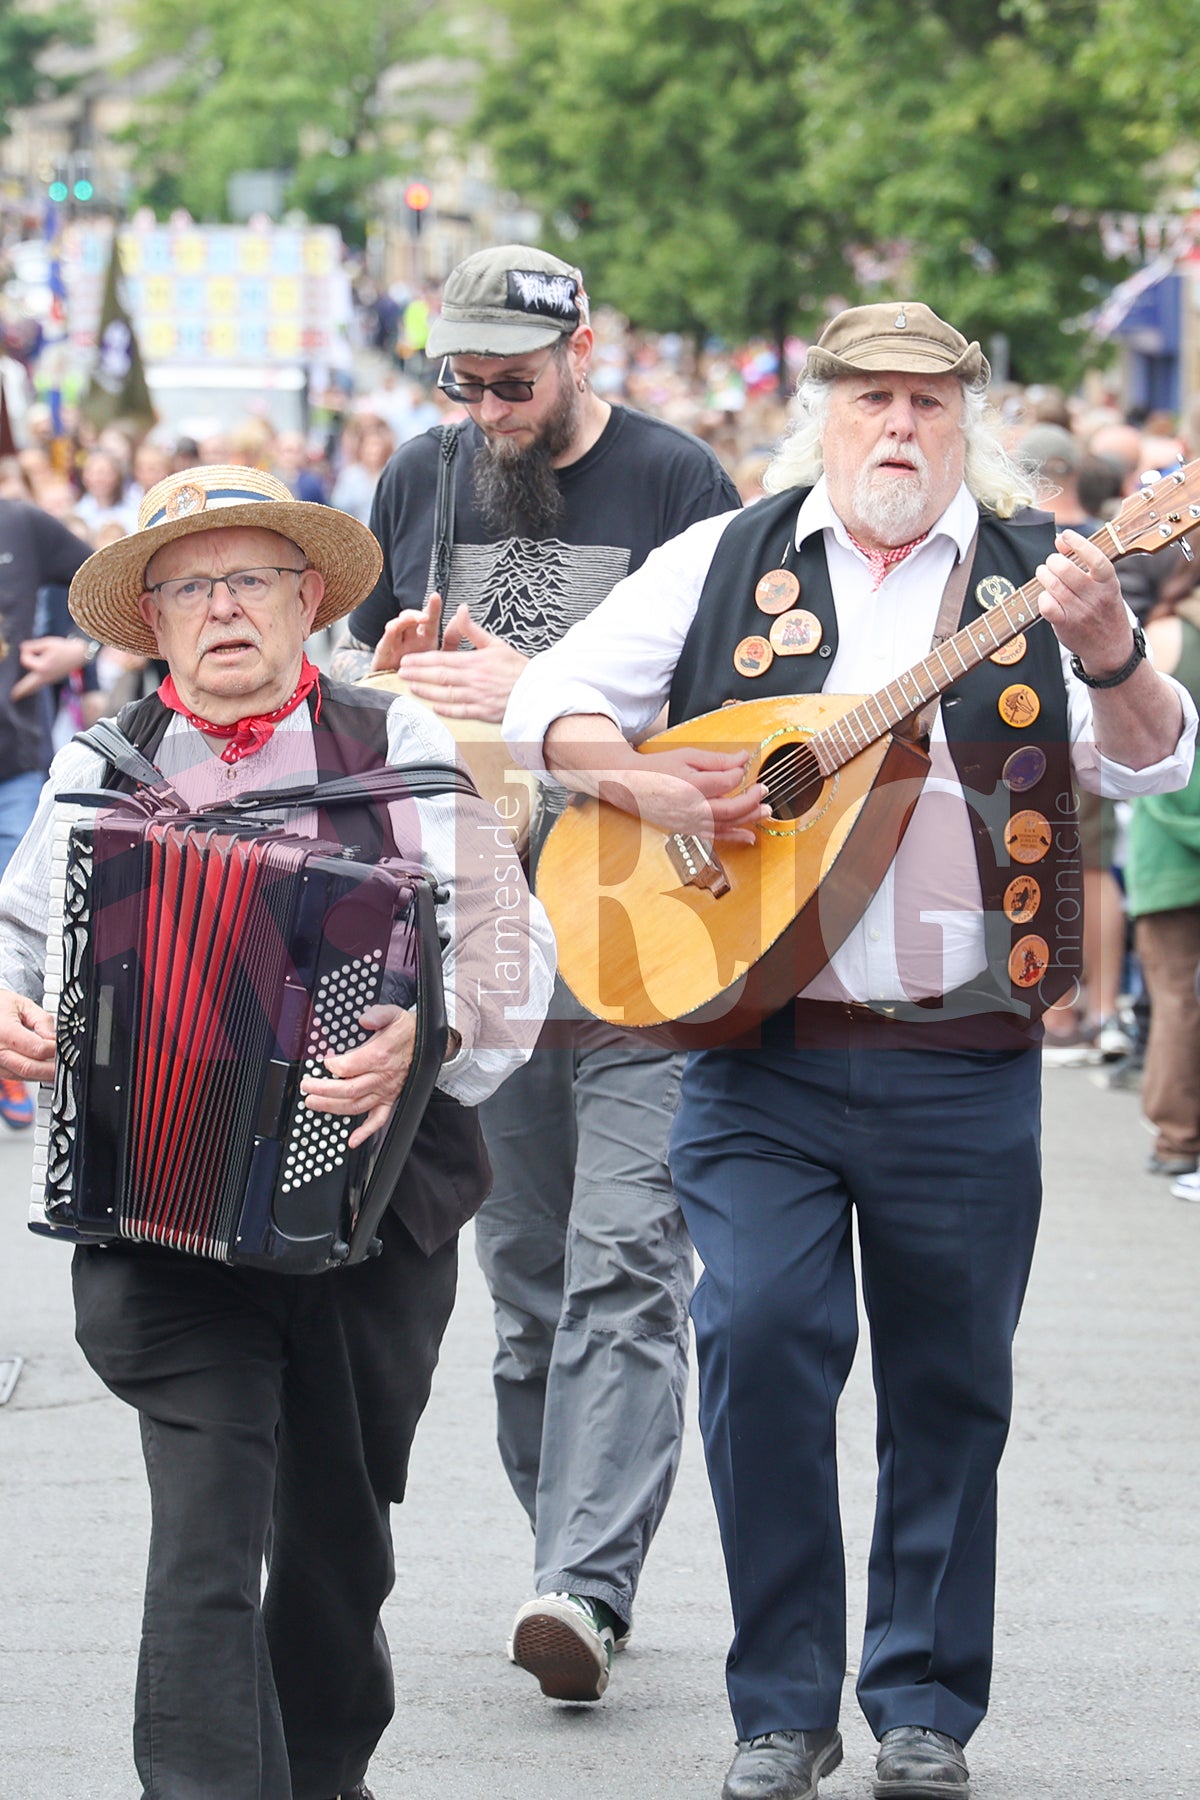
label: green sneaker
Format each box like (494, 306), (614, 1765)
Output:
(509, 1592), (624, 1701)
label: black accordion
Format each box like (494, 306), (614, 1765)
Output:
(30, 804), (448, 1273)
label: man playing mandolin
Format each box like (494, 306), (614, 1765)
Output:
(503, 302), (1196, 1800)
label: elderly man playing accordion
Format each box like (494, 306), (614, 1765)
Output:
(0, 466), (555, 1800)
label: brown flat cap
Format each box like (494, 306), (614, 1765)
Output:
(805, 301), (989, 386)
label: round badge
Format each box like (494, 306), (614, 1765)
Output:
(164, 482), (207, 521)
(733, 634), (774, 677)
(1001, 745), (1048, 794)
(976, 575), (1017, 610)
(755, 569), (800, 615)
(1004, 809), (1052, 865)
(998, 683), (1041, 729)
(768, 608), (823, 656)
(1003, 875), (1042, 925)
(991, 633), (1027, 667)
(1009, 934), (1050, 989)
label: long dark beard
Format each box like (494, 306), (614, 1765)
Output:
(471, 370), (580, 540)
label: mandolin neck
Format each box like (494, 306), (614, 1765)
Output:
(809, 515), (1128, 776)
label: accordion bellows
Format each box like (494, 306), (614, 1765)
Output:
(31, 807), (446, 1272)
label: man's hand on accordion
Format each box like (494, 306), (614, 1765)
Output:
(299, 1003), (417, 1150)
(0, 990), (57, 1082)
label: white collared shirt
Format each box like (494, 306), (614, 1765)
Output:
(504, 479), (1197, 1004)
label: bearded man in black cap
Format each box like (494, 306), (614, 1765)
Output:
(505, 302), (1195, 1798)
(336, 244), (739, 1705)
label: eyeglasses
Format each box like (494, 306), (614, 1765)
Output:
(436, 353), (556, 406)
(146, 567), (307, 610)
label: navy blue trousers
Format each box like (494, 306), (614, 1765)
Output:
(669, 1022), (1042, 1746)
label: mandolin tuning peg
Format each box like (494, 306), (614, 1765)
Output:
(1181, 538), (1195, 563)
(1140, 468), (1164, 487)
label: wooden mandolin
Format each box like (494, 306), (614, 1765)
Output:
(536, 464), (1200, 1045)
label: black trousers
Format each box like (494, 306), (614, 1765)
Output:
(73, 1212), (458, 1800)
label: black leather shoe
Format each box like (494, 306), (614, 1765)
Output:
(873, 1726), (969, 1796)
(722, 1727), (843, 1799)
(327, 1786), (375, 1799)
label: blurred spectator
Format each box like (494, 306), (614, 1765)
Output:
(1076, 453), (1124, 521)
(227, 419), (273, 468)
(0, 457), (32, 500)
(129, 436), (174, 504)
(272, 429), (327, 502)
(1021, 422), (1131, 1066)
(731, 449), (771, 504)
(1125, 570), (1200, 1184)
(330, 415), (394, 523)
(75, 448), (137, 537)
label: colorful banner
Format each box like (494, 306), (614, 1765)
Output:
(60, 223), (345, 366)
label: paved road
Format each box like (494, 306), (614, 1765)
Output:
(1, 1062), (1196, 1799)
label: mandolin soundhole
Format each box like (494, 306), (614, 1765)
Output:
(758, 739), (825, 823)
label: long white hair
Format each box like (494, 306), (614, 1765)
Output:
(763, 374), (1038, 519)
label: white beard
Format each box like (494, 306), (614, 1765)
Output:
(848, 441), (938, 545)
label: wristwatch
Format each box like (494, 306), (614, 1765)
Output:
(1069, 622), (1147, 690)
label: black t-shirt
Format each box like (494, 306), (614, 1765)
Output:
(0, 499), (91, 777)
(351, 405), (741, 654)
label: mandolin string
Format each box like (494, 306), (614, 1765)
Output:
(756, 592), (1050, 811)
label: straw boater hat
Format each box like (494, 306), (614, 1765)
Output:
(804, 301), (989, 386)
(69, 465), (384, 657)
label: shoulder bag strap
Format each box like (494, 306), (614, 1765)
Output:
(431, 422), (463, 643)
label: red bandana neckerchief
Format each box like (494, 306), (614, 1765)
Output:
(845, 527), (931, 591)
(158, 656), (323, 765)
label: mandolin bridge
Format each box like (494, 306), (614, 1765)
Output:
(665, 833), (730, 897)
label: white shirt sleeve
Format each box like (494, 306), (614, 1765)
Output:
(384, 695), (556, 1106)
(1062, 638), (1198, 796)
(503, 509), (740, 774)
(0, 742), (106, 1002)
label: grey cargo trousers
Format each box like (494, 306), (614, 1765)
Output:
(475, 997), (691, 1626)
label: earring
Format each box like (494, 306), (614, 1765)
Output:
(577, 376), (588, 392)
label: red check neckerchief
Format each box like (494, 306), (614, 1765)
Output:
(158, 655), (323, 765)
(845, 527), (931, 590)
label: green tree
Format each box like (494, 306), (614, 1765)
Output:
(117, 0), (446, 241)
(475, 0), (1193, 383)
(0, 0), (92, 133)
(801, 0), (1174, 383)
(475, 0), (856, 360)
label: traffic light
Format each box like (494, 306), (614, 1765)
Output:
(403, 180), (431, 237)
(48, 166), (68, 204)
(72, 158), (94, 203)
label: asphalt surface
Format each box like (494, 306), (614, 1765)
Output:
(1, 1061), (1197, 1799)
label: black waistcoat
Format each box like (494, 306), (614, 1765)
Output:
(100, 676), (491, 1254)
(667, 490), (1083, 1020)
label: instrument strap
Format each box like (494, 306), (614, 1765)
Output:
(73, 717), (480, 814)
(73, 717), (189, 806)
(916, 526), (978, 736)
(221, 761), (481, 814)
(431, 422), (464, 645)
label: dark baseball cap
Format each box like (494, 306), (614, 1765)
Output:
(426, 245), (590, 358)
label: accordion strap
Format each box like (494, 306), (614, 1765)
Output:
(73, 718), (481, 813)
(76, 717), (184, 796)
(221, 762), (480, 814)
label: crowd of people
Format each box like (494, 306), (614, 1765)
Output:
(0, 246), (1197, 1800)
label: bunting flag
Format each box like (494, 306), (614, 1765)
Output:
(81, 229), (156, 433)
